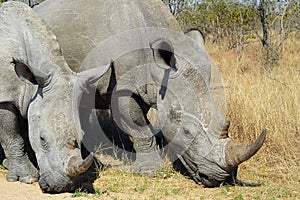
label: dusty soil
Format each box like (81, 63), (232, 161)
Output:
(0, 170), (89, 200)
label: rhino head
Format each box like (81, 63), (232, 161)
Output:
(147, 30), (266, 187)
(12, 59), (109, 193)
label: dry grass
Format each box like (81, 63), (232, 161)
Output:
(78, 33), (300, 199)
(207, 32), (300, 198)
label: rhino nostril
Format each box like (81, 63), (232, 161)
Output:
(39, 178), (50, 192)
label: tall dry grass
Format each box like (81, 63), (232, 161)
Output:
(207, 32), (300, 187)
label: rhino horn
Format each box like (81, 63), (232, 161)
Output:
(67, 153), (94, 177)
(225, 129), (266, 168)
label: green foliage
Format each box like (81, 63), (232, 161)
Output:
(164, 0), (299, 64)
(155, 165), (176, 179)
(171, 188), (181, 195)
(176, 1), (255, 61)
(135, 185), (146, 193)
(257, 0), (300, 66)
(71, 190), (88, 198)
(220, 185), (230, 195)
(234, 194), (245, 200)
(94, 190), (103, 197)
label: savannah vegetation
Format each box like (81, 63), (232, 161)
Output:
(0, 0), (299, 199)
(91, 25), (300, 200)
(66, 29), (300, 200)
(77, 1), (300, 199)
(71, 1), (300, 199)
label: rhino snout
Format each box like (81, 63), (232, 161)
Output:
(39, 173), (77, 193)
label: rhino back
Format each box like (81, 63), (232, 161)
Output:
(0, 3), (31, 108)
(35, 0), (181, 72)
(0, 2), (70, 116)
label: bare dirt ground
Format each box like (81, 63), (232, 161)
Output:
(0, 170), (89, 200)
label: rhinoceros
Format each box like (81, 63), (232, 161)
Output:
(0, 2), (109, 192)
(35, 0), (266, 187)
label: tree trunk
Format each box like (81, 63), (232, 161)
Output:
(259, 0), (270, 47)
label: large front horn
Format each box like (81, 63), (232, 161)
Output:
(67, 153), (94, 177)
(225, 129), (266, 169)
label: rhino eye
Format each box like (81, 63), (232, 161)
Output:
(40, 136), (45, 143)
(67, 139), (79, 149)
(40, 136), (49, 150)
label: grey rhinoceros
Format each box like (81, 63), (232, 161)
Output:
(0, 2), (109, 192)
(35, 0), (266, 187)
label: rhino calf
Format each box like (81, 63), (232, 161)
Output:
(0, 2), (109, 193)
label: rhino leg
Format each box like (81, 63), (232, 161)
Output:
(0, 103), (39, 184)
(127, 97), (163, 173)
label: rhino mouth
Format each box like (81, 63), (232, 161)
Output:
(177, 152), (238, 187)
(197, 167), (239, 187)
(39, 172), (79, 193)
(178, 119), (266, 187)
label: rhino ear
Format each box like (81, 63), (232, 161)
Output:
(11, 58), (51, 87)
(185, 28), (205, 46)
(150, 39), (176, 70)
(77, 62), (111, 85)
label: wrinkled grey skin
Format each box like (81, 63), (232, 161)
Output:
(35, 0), (266, 187)
(0, 2), (109, 193)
